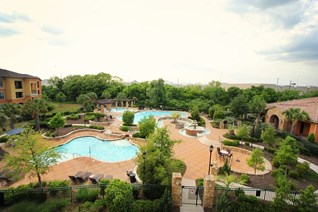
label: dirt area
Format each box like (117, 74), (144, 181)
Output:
(238, 144), (318, 190)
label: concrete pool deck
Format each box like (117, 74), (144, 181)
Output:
(1, 113), (270, 188)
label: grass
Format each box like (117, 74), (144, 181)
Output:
(0, 121), (33, 135)
(49, 102), (81, 115)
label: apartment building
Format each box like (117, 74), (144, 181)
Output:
(0, 68), (42, 104)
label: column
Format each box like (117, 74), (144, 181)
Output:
(202, 175), (216, 209)
(171, 172), (182, 208)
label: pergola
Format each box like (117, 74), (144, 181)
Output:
(97, 98), (136, 112)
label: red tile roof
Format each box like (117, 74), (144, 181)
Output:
(266, 97), (318, 123)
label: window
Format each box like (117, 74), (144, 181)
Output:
(37, 81), (40, 88)
(0, 92), (4, 99)
(0, 80), (3, 88)
(15, 81), (23, 89)
(31, 83), (37, 94)
(16, 92), (23, 98)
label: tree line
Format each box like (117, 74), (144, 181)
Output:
(43, 73), (318, 115)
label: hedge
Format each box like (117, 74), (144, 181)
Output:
(222, 140), (240, 147)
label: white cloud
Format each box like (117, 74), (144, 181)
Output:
(0, 0), (317, 86)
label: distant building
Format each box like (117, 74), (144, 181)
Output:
(0, 68), (42, 104)
(265, 97), (318, 142)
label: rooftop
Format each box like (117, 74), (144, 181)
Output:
(0, 68), (40, 80)
(266, 97), (318, 122)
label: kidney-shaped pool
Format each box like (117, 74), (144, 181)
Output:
(54, 136), (139, 163)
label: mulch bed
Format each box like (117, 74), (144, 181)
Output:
(237, 144), (318, 190)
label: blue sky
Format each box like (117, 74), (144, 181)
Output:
(0, 0), (317, 86)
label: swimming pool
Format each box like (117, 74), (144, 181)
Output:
(119, 110), (187, 124)
(111, 107), (129, 112)
(54, 136), (139, 163)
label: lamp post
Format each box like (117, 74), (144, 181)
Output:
(142, 151), (146, 182)
(208, 145), (214, 175)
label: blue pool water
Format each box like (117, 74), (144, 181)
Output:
(54, 136), (139, 163)
(119, 110), (187, 124)
(111, 107), (129, 112)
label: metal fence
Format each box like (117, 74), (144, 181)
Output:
(0, 183), (171, 207)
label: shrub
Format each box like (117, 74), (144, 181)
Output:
(130, 199), (161, 212)
(240, 174), (250, 184)
(120, 125), (130, 132)
(0, 136), (8, 143)
(67, 113), (80, 120)
(245, 142), (250, 146)
(196, 178), (204, 187)
(105, 179), (133, 212)
(271, 168), (284, 178)
(303, 142), (318, 157)
(38, 198), (70, 212)
(84, 114), (96, 121)
(132, 132), (141, 138)
(296, 162), (310, 177)
(222, 140), (240, 147)
(122, 111), (135, 126)
(75, 188), (99, 203)
(272, 158), (280, 168)
(5, 201), (39, 212)
(288, 170), (299, 179)
(307, 133), (316, 143)
(89, 125), (104, 130)
(170, 159), (186, 175)
(219, 160), (231, 175)
(47, 180), (69, 197)
(264, 146), (277, 154)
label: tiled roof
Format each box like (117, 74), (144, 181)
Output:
(0, 68), (40, 80)
(266, 97), (318, 122)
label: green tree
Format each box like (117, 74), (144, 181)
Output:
(295, 185), (318, 212)
(0, 112), (8, 131)
(237, 125), (249, 141)
(190, 105), (200, 121)
(307, 133), (316, 143)
(105, 179), (133, 212)
(4, 128), (61, 190)
(102, 90), (111, 99)
(247, 149), (265, 174)
(171, 112), (180, 123)
(229, 94), (249, 118)
(273, 136), (299, 175)
(55, 92), (66, 103)
(249, 95), (266, 127)
(1, 103), (21, 129)
(147, 78), (166, 108)
(76, 92), (97, 117)
(283, 108), (309, 134)
(138, 116), (156, 138)
(261, 125), (277, 147)
(122, 111), (135, 126)
(23, 99), (48, 131)
(49, 113), (65, 136)
(137, 127), (179, 185)
(273, 174), (293, 211)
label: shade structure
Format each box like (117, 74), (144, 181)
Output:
(6, 128), (25, 135)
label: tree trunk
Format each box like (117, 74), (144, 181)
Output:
(35, 110), (40, 131)
(37, 172), (43, 191)
(10, 116), (15, 129)
(255, 114), (261, 128)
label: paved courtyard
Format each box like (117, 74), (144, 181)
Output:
(1, 111), (271, 188)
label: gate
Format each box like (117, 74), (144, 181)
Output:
(181, 186), (204, 206)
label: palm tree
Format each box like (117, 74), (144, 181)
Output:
(1, 103), (21, 129)
(23, 99), (48, 131)
(249, 95), (266, 128)
(283, 108), (309, 134)
(0, 112), (8, 131)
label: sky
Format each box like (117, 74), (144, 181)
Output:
(0, 0), (317, 86)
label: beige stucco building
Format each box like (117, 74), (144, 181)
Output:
(0, 68), (42, 104)
(265, 97), (318, 142)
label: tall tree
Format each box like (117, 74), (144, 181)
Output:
(247, 148), (265, 174)
(49, 113), (65, 136)
(4, 128), (61, 190)
(23, 99), (48, 131)
(283, 108), (309, 134)
(229, 94), (249, 118)
(1, 103), (21, 129)
(0, 112), (8, 131)
(147, 78), (166, 108)
(261, 125), (277, 147)
(249, 95), (266, 127)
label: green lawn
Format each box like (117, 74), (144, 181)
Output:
(49, 102), (81, 115)
(0, 120), (33, 135)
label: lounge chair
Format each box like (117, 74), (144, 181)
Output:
(76, 172), (92, 182)
(217, 147), (224, 159)
(89, 174), (104, 184)
(69, 171), (84, 182)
